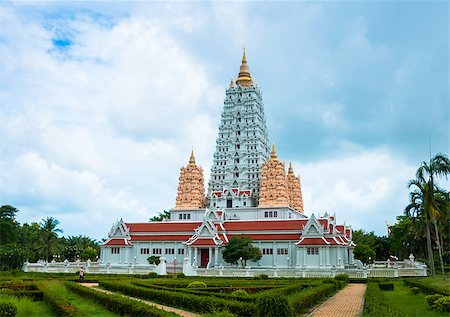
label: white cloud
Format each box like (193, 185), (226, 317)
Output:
(296, 150), (416, 235)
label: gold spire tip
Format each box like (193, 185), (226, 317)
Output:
(230, 78), (235, 88)
(242, 47), (247, 63)
(270, 144), (278, 161)
(189, 149), (196, 165)
(288, 161), (294, 175)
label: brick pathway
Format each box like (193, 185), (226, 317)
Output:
(80, 283), (199, 317)
(309, 283), (367, 317)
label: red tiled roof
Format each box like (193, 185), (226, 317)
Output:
(103, 238), (130, 246)
(239, 190), (251, 196)
(231, 188), (238, 194)
(126, 222), (201, 233)
(223, 219), (307, 231)
(296, 237), (329, 246)
(228, 234), (300, 241)
(189, 239), (218, 246)
(130, 235), (191, 241)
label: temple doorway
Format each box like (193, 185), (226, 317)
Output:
(200, 249), (209, 267)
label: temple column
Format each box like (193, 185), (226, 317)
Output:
(194, 247), (198, 266)
(214, 247), (219, 266)
(272, 242), (277, 267)
(208, 247), (212, 268)
(326, 247), (331, 268)
(296, 248), (300, 267)
(319, 248), (323, 267)
(302, 248), (307, 268)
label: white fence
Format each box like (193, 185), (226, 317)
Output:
(23, 258), (427, 278)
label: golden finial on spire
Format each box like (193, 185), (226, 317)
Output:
(236, 47), (253, 87)
(189, 149), (196, 166)
(230, 78), (235, 88)
(270, 144), (278, 161)
(288, 161), (294, 175)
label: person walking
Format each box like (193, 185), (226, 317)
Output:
(79, 267), (85, 283)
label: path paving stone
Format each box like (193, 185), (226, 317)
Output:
(80, 282), (200, 317)
(309, 283), (367, 317)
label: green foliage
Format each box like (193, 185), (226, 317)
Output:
(334, 274), (349, 282)
(378, 283), (394, 291)
(39, 217), (62, 262)
(41, 285), (79, 317)
(256, 274), (268, 280)
(231, 289), (248, 297)
(176, 273), (185, 278)
(221, 235), (262, 267)
(202, 308), (236, 317)
(148, 272), (158, 278)
(0, 244), (27, 270)
(404, 278), (449, 295)
(363, 283), (401, 317)
(0, 300), (17, 317)
(433, 296), (450, 312)
(289, 283), (337, 315)
(100, 280), (256, 316)
(426, 294), (444, 309)
(147, 256), (161, 265)
(256, 295), (291, 317)
(186, 281), (207, 288)
(0, 205), (19, 245)
(149, 210), (170, 222)
(65, 281), (180, 316)
(410, 287), (420, 294)
(353, 244), (376, 264)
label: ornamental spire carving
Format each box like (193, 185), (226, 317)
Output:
(286, 161), (304, 213)
(258, 144), (289, 207)
(235, 48), (254, 87)
(175, 150), (205, 210)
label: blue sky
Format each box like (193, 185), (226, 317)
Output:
(0, 1), (448, 241)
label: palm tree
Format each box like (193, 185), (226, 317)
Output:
(406, 153), (450, 278)
(40, 217), (62, 262)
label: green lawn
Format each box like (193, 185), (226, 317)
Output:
(382, 281), (447, 317)
(0, 294), (53, 317)
(418, 275), (450, 294)
(40, 280), (117, 317)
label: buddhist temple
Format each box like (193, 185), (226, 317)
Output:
(100, 51), (355, 271)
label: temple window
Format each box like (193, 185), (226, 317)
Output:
(187, 214), (191, 220)
(140, 248), (150, 255)
(165, 248), (175, 255)
(152, 248), (162, 255)
(178, 249), (185, 255)
(262, 248), (273, 255)
(111, 248), (120, 254)
(179, 214), (183, 220)
(277, 248), (288, 255)
(307, 248), (319, 255)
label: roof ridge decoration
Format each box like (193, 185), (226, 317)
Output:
(301, 213), (325, 237)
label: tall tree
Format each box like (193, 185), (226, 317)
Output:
(149, 210), (171, 222)
(222, 236), (262, 267)
(405, 153), (450, 278)
(0, 205), (19, 244)
(40, 217), (63, 262)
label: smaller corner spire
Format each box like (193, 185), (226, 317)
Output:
(270, 143), (278, 161)
(288, 161), (294, 175)
(189, 148), (196, 166)
(230, 78), (235, 88)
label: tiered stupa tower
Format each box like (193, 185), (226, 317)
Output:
(208, 50), (270, 208)
(174, 150), (205, 210)
(287, 162), (304, 212)
(258, 145), (290, 207)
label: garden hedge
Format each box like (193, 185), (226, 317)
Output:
(289, 283), (337, 315)
(100, 281), (256, 316)
(362, 283), (401, 317)
(65, 282), (181, 317)
(41, 286), (79, 317)
(403, 279), (449, 296)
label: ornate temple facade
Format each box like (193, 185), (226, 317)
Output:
(100, 51), (355, 271)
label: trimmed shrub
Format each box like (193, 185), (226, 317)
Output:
(404, 278), (449, 296)
(231, 289), (248, 297)
(334, 274), (349, 282)
(41, 287), (78, 317)
(289, 283), (336, 315)
(65, 282), (180, 317)
(257, 274), (269, 280)
(256, 295), (292, 317)
(363, 283), (400, 317)
(378, 283), (394, 291)
(147, 256), (161, 265)
(426, 294), (445, 311)
(0, 301), (17, 317)
(148, 272), (158, 278)
(202, 308), (236, 317)
(410, 287), (420, 294)
(187, 281), (207, 288)
(434, 296), (450, 313)
(176, 273), (186, 278)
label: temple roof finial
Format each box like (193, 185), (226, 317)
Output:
(236, 48), (254, 87)
(189, 149), (196, 166)
(270, 143), (278, 161)
(230, 78), (235, 88)
(288, 161), (294, 175)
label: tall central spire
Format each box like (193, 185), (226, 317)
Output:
(235, 48), (254, 87)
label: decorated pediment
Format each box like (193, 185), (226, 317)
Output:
(108, 219), (130, 238)
(301, 214), (324, 237)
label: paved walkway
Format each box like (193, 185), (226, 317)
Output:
(80, 283), (199, 317)
(309, 283), (367, 317)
